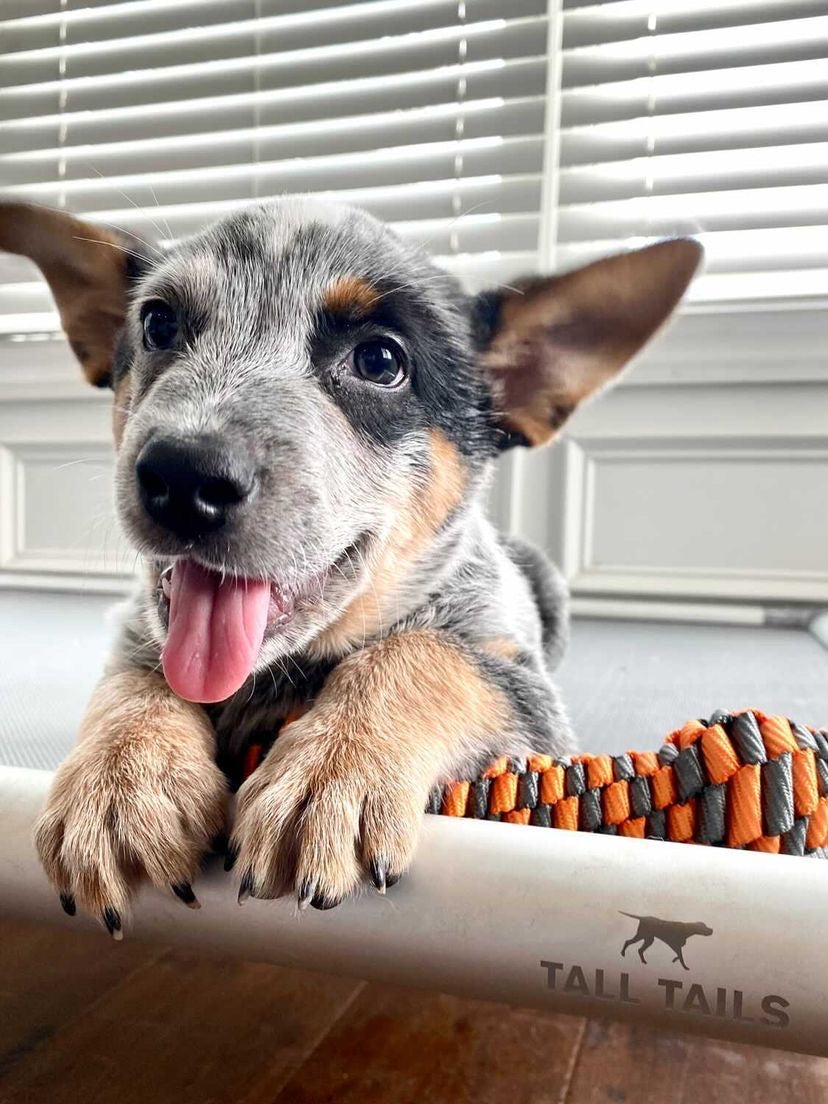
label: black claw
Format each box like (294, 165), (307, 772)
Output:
(171, 882), (200, 910)
(237, 872), (254, 904)
(210, 831), (228, 855)
(102, 907), (122, 940)
(297, 878), (315, 911)
(310, 892), (341, 911)
(224, 843), (239, 872)
(370, 859), (387, 894)
(385, 872), (402, 890)
(59, 892), (76, 917)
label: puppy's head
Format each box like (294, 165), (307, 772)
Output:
(1, 198), (700, 703)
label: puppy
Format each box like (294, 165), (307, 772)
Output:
(0, 199), (701, 933)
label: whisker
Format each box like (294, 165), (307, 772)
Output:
(71, 235), (155, 268)
(81, 161), (168, 246)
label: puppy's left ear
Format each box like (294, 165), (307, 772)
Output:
(473, 238), (703, 449)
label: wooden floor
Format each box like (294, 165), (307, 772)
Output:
(1, 921), (827, 1104)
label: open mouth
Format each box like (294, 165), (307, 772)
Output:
(155, 535), (370, 704)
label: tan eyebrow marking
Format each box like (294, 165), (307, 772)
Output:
(322, 275), (380, 317)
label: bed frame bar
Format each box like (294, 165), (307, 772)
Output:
(1, 765), (826, 1057)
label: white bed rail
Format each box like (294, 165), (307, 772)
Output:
(1, 765), (825, 1056)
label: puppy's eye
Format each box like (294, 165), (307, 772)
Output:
(141, 300), (179, 351)
(351, 340), (406, 387)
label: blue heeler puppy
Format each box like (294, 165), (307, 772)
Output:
(0, 199), (701, 934)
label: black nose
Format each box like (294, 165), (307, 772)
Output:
(136, 435), (256, 540)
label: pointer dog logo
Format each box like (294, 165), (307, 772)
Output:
(620, 912), (713, 971)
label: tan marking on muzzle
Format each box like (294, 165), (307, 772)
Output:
(313, 430), (467, 659)
(415, 429), (466, 535)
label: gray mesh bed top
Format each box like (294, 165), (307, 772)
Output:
(0, 589), (826, 771)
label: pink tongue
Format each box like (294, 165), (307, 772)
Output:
(162, 560), (271, 703)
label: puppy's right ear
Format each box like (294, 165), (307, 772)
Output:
(0, 201), (149, 388)
(472, 239), (702, 449)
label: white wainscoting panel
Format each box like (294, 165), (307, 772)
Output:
(0, 339), (133, 592)
(564, 439), (828, 601)
(4, 442), (130, 577)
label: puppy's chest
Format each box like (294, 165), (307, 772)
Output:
(209, 658), (331, 787)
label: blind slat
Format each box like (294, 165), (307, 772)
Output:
(3, 133), (544, 210)
(0, 55), (545, 131)
(0, 12), (547, 89)
(0, 0), (534, 56)
(561, 58), (828, 134)
(561, 15), (828, 88)
(559, 183), (828, 241)
(1, 103), (545, 192)
(560, 100), (828, 167)
(1, 84), (545, 168)
(559, 141), (828, 204)
(8, 173), (544, 230)
(563, 0), (823, 49)
(558, 225), (828, 275)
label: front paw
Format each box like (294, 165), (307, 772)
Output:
(229, 719), (428, 909)
(34, 674), (227, 935)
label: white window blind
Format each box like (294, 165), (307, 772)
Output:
(557, 0), (828, 303)
(3, 0), (827, 338)
(0, 0), (552, 337)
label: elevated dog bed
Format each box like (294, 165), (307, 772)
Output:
(1, 595), (827, 1056)
(2, 733), (827, 1058)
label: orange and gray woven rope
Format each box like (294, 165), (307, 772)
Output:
(430, 709), (828, 858)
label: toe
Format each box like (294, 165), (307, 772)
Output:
(360, 790), (422, 886)
(293, 787), (362, 905)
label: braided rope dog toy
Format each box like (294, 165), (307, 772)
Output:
(242, 709), (828, 858)
(430, 710), (828, 857)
